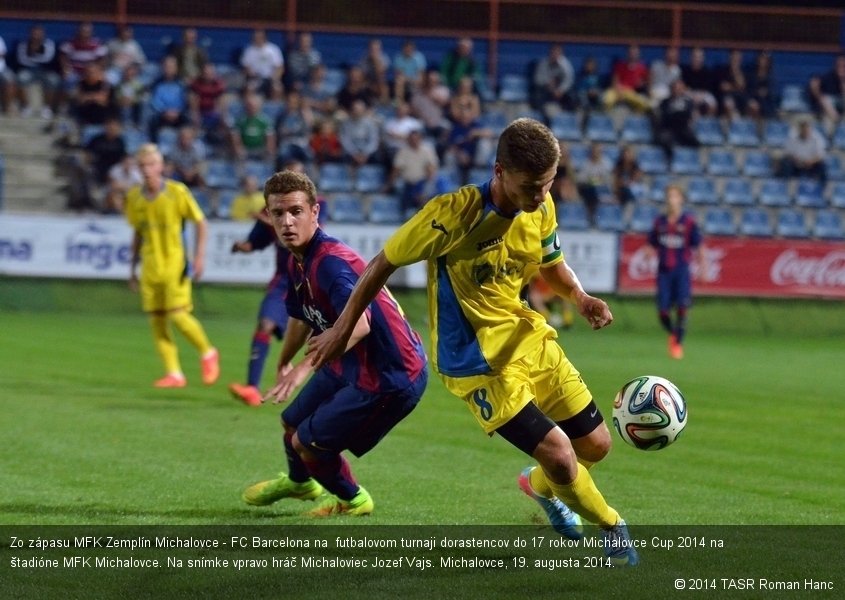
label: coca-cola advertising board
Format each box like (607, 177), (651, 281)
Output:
(619, 234), (845, 299)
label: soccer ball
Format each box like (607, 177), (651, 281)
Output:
(612, 375), (687, 451)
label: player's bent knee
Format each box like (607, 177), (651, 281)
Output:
(533, 433), (579, 484)
(572, 423), (612, 463)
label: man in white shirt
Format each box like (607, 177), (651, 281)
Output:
(389, 128), (439, 214)
(240, 29), (284, 98)
(782, 119), (827, 186)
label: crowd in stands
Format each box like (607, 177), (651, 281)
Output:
(0, 22), (843, 238)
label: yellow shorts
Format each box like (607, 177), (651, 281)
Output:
(441, 339), (592, 434)
(140, 275), (193, 313)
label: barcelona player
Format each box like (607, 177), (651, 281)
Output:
(647, 185), (703, 359)
(307, 119), (639, 565)
(242, 170), (427, 516)
(125, 143), (219, 388)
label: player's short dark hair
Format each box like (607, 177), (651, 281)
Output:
(264, 170), (317, 206)
(496, 118), (560, 176)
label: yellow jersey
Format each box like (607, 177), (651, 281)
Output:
(383, 180), (563, 377)
(125, 179), (205, 282)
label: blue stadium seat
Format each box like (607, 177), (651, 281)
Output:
(468, 167), (490, 185)
(742, 150), (773, 178)
(319, 162), (353, 193)
(80, 124), (105, 146)
(595, 203), (625, 232)
(601, 145), (620, 165)
(739, 207), (773, 237)
(225, 99), (245, 124)
(794, 179), (826, 208)
(638, 146), (668, 175)
(355, 164), (387, 193)
(215, 188), (239, 219)
(813, 209), (845, 240)
(328, 194), (365, 223)
(124, 128), (148, 155)
(323, 68), (346, 96)
(190, 187), (212, 216)
(157, 126), (179, 156)
(686, 177), (718, 205)
(584, 114), (617, 143)
(262, 100), (285, 124)
(367, 194), (403, 224)
(825, 154), (845, 181)
(434, 167), (461, 194)
(722, 177), (754, 206)
(619, 115), (652, 144)
(703, 207), (736, 236)
(499, 74), (529, 103)
(727, 118), (760, 147)
(763, 120), (789, 148)
(568, 143), (589, 170)
(832, 123), (845, 151)
(706, 149), (740, 176)
(243, 159), (274, 183)
(779, 84), (810, 113)
(480, 109), (509, 135)
(205, 159), (239, 188)
(649, 175), (670, 202)
(558, 202), (590, 230)
(776, 208), (809, 238)
(629, 203), (659, 233)
(829, 182), (845, 208)
(550, 113), (582, 141)
(758, 178), (791, 207)
(693, 117), (724, 146)
(670, 147), (702, 175)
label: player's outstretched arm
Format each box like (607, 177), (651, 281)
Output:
(306, 251), (397, 369)
(539, 259), (613, 330)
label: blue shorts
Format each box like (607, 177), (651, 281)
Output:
(282, 368), (427, 457)
(258, 279), (288, 339)
(657, 267), (692, 312)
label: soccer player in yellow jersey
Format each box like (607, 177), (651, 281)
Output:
(308, 118), (639, 566)
(125, 143), (220, 388)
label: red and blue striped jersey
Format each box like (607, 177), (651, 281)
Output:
(648, 212), (701, 272)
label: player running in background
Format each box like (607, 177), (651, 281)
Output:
(242, 170), (427, 517)
(647, 184), (703, 360)
(307, 118), (639, 565)
(125, 143), (219, 388)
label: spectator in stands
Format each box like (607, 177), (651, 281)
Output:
(115, 63), (145, 127)
(229, 174), (266, 221)
(302, 63), (337, 116)
(440, 37), (477, 90)
(232, 92), (276, 161)
(339, 99), (381, 167)
(577, 142), (613, 224)
(649, 46), (681, 106)
(681, 47), (717, 116)
(449, 76), (481, 124)
(106, 24), (146, 85)
(285, 32), (322, 91)
(15, 25), (61, 119)
(84, 117), (126, 191)
(551, 141), (579, 204)
(358, 38), (391, 104)
(309, 117), (343, 165)
(780, 118), (827, 187)
(613, 145), (643, 208)
(575, 56), (603, 110)
(336, 65), (375, 113)
(746, 51), (775, 120)
(168, 27), (208, 83)
(59, 22), (108, 98)
(410, 69), (451, 140)
(809, 54), (845, 124)
(388, 127), (439, 214)
(275, 89), (314, 166)
(105, 153), (141, 213)
(603, 44), (650, 112)
(655, 79), (699, 159)
(0, 35), (18, 115)
(189, 62), (227, 143)
(530, 43), (576, 112)
(72, 62), (117, 126)
(167, 125), (207, 188)
(443, 101), (493, 183)
(714, 49), (749, 120)
(383, 100), (424, 157)
(241, 28), (284, 99)
(393, 39), (427, 101)
(148, 56), (190, 142)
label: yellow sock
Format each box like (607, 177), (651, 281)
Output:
(169, 311), (213, 355)
(528, 466), (554, 499)
(546, 463), (620, 528)
(150, 314), (181, 374)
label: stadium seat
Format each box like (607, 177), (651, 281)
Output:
(763, 120), (789, 148)
(558, 202), (590, 230)
(758, 178), (791, 207)
(627, 181), (648, 203)
(686, 177), (718, 205)
(327, 194), (365, 223)
(702, 207), (736, 236)
(693, 117), (725, 146)
(779, 84), (810, 113)
(649, 175), (670, 202)
(670, 147), (702, 175)
(832, 123), (845, 151)
(191, 188), (212, 216)
(261, 100), (285, 124)
(480, 110), (508, 135)
(629, 203), (659, 233)
(434, 167), (461, 194)
(355, 164), (387, 193)
(813, 209), (845, 240)
(157, 127), (179, 156)
(794, 179), (826, 208)
(619, 115), (652, 144)
(499, 74), (529, 103)
(215, 188), (239, 219)
(776, 208), (809, 238)
(124, 128), (148, 155)
(739, 207), (773, 237)
(825, 154), (845, 181)
(706, 149), (740, 176)
(80, 124), (105, 146)
(243, 159), (274, 183)
(367, 194), (403, 224)
(601, 145), (620, 165)
(722, 177), (754, 206)
(550, 113), (582, 141)
(323, 68), (346, 96)
(584, 114), (617, 143)
(205, 159), (239, 188)
(319, 162), (354, 193)
(595, 203), (625, 232)
(638, 146), (668, 174)
(568, 143), (589, 170)
(829, 182), (845, 208)
(468, 167), (490, 185)
(225, 98), (245, 124)
(727, 118), (760, 147)
(742, 150), (774, 178)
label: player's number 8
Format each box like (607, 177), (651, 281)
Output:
(473, 388), (493, 421)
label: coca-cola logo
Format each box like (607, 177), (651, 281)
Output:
(770, 249), (845, 288)
(626, 245), (724, 283)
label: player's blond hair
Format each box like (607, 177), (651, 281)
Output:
(264, 170), (318, 206)
(136, 143), (163, 162)
(496, 118), (560, 175)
